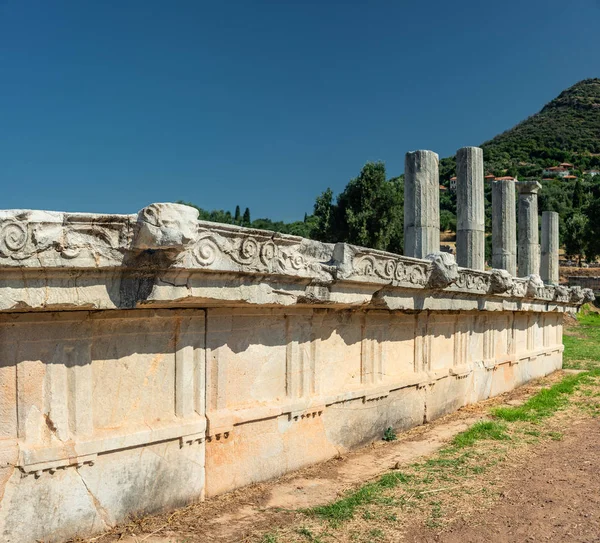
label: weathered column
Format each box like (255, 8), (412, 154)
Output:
(491, 179), (517, 275)
(516, 181), (542, 277)
(456, 147), (485, 270)
(404, 150), (439, 259)
(541, 210), (559, 285)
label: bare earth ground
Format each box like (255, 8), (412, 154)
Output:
(403, 417), (600, 543)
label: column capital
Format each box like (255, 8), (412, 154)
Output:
(516, 180), (542, 195)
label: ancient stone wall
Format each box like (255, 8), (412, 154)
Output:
(0, 147), (593, 542)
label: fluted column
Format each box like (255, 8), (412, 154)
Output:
(404, 150), (440, 259)
(491, 179), (517, 276)
(516, 181), (542, 277)
(456, 147), (485, 270)
(541, 211), (559, 285)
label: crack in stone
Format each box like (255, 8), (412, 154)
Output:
(77, 469), (112, 529)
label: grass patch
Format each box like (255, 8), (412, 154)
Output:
(307, 471), (411, 522)
(492, 371), (599, 421)
(451, 421), (509, 448)
(564, 305), (600, 369)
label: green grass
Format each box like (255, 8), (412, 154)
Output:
(492, 371), (597, 421)
(450, 421), (509, 448)
(563, 306), (600, 369)
(307, 471), (411, 523)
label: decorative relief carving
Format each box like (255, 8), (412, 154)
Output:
(0, 214), (129, 264)
(554, 285), (571, 303)
(583, 288), (596, 303)
(352, 254), (429, 286)
(0, 203), (589, 308)
(0, 221), (28, 255)
(570, 286), (585, 304)
(489, 269), (514, 294)
(425, 252), (459, 289)
(453, 270), (490, 293)
(538, 285), (556, 301)
(510, 278), (527, 297)
(133, 203), (199, 251)
(525, 274), (545, 298)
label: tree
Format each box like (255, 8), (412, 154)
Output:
(564, 212), (588, 266)
(234, 205), (241, 224)
(440, 210), (456, 232)
(311, 188), (334, 242)
(242, 207), (251, 226)
(572, 178), (585, 209)
(331, 162), (403, 253)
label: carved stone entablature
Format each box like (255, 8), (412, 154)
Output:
(489, 269), (514, 294)
(334, 243), (430, 287)
(554, 285), (571, 303)
(177, 225), (335, 281)
(510, 278), (527, 297)
(570, 286), (585, 304)
(525, 274), (544, 298)
(0, 210), (132, 267)
(538, 285), (556, 301)
(583, 288), (596, 303)
(425, 252), (459, 289)
(450, 269), (491, 294)
(0, 204), (588, 310)
(133, 203), (199, 251)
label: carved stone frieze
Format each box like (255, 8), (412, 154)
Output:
(425, 252), (459, 289)
(583, 287), (596, 303)
(489, 269), (514, 294)
(525, 274), (544, 298)
(554, 285), (571, 303)
(570, 286), (585, 304)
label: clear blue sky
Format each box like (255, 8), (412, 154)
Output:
(1, 0), (599, 221)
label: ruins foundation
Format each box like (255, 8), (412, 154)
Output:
(0, 148), (591, 542)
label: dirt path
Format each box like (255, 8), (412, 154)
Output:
(404, 417), (600, 543)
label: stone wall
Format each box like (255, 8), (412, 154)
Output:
(0, 148), (594, 542)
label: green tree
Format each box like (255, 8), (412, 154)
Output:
(242, 207), (251, 226)
(564, 212), (588, 266)
(311, 188), (334, 242)
(332, 163), (403, 253)
(234, 205), (241, 224)
(572, 178), (585, 209)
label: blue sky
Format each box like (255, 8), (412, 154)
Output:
(1, 0), (599, 221)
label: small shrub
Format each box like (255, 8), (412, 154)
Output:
(383, 427), (397, 442)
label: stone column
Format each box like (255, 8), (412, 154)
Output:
(516, 181), (542, 277)
(404, 150), (439, 259)
(491, 179), (517, 276)
(541, 210), (559, 285)
(456, 147), (485, 270)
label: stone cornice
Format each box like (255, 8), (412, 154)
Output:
(0, 204), (591, 312)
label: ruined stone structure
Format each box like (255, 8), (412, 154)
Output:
(0, 148), (591, 542)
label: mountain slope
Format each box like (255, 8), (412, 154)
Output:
(441, 78), (600, 180)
